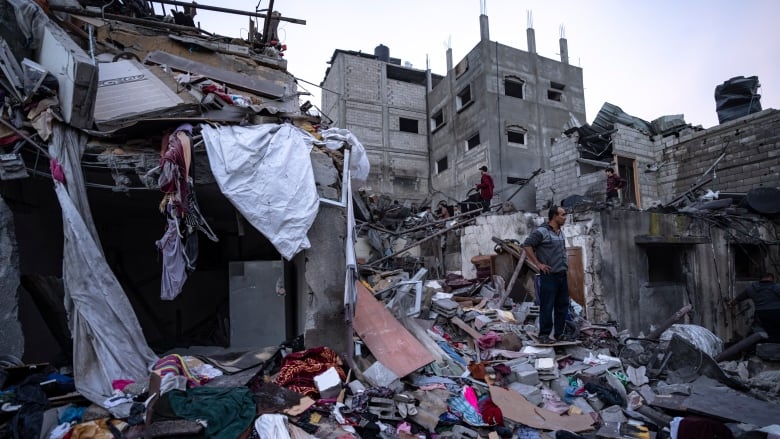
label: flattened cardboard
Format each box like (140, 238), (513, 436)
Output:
(353, 282), (435, 378)
(489, 385), (594, 432)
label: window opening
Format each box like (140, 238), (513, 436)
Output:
(399, 117), (418, 133)
(457, 85), (473, 110)
(466, 133), (480, 151)
(436, 156), (448, 173)
(504, 77), (524, 99)
(733, 244), (766, 280)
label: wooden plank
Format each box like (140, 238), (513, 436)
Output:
(353, 282), (435, 378)
(450, 316), (483, 340)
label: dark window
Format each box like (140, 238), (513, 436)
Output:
(505, 78), (524, 99)
(548, 81), (565, 102)
(507, 130), (525, 144)
(466, 133), (480, 150)
(436, 156), (448, 173)
(457, 85), (472, 110)
(646, 245), (684, 283)
(733, 244), (766, 280)
(399, 117), (418, 133)
(431, 109), (444, 130)
(550, 137), (557, 146)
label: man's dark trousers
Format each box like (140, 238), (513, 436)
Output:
(538, 272), (570, 338)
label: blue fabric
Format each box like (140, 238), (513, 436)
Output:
(437, 340), (468, 366)
(447, 395), (486, 426)
(59, 405), (86, 424)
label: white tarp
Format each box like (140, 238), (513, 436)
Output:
(49, 123), (158, 409)
(201, 123), (319, 260)
(318, 127), (370, 186)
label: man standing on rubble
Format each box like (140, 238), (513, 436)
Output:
(730, 272), (780, 342)
(476, 166), (494, 213)
(522, 205), (570, 344)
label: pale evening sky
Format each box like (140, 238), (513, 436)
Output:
(162, 1), (780, 129)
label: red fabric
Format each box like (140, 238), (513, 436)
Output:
(49, 158), (65, 183)
(273, 347), (346, 398)
(477, 173), (494, 200)
(480, 399), (504, 426)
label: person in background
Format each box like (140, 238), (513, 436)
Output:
(730, 272), (780, 342)
(605, 167), (626, 205)
(522, 205), (571, 344)
(436, 200), (451, 219)
(476, 165), (494, 213)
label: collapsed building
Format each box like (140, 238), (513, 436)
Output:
(0, 1), (779, 438)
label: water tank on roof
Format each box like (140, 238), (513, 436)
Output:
(374, 44), (390, 62)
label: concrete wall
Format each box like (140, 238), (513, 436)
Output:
(300, 205), (350, 355)
(457, 208), (777, 342)
(0, 197), (23, 359)
(321, 52), (429, 202)
(656, 109), (780, 200)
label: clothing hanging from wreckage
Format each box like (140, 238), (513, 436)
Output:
(156, 124), (217, 301)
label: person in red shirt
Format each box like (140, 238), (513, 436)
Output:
(605, 167), (626, 205)
(476, 166), (494, 213)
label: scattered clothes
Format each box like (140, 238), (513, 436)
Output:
(152, 354), (210, 387)
(69, 419), (128, 439)
(273, 347), (347, 398)
(161, 387), (256, 439)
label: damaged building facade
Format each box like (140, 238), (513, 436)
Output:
(514, 105), (780, 340)
(0, 0), (358, 401)
(321, 47), (442, 202)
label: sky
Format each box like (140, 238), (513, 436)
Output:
(164, 0), (780, 129)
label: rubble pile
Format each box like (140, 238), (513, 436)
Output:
(3, 263), (779, 438)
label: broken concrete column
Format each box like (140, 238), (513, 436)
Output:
(0, 196), (23, 358)
(527, 28), (537, 54)
(479, 14), (489, 41)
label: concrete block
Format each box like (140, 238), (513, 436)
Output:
(508, 382), (542, 406)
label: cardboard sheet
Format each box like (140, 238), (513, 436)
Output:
(353, 282), (435, 377)
(489, 385), (594, 432)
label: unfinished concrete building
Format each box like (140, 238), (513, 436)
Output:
(428, 15), (586, 211)
(321, 47), (443, 202)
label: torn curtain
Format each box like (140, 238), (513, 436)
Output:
(49, 123), (158, 408)
(201, 123), (319, 260)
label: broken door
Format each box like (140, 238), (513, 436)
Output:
(567, 247), (585, 313)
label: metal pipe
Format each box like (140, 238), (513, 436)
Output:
(714, 331), (768, 362)
(151, 0), (305, 24)
(646, 304), (693, 340)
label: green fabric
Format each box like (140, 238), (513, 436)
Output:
(166, 387), (255, 439)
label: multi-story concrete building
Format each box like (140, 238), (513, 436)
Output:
(321, 47), (442, 202)
(428, 15), (586, 211)
(322, 14), (586, 211)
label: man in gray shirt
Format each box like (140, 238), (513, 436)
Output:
(523, 205), (570, 343)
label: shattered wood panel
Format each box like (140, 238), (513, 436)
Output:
(145, 51), (285, 99)
(353, 281), (435, 377)
(567, 247), (585, 310)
